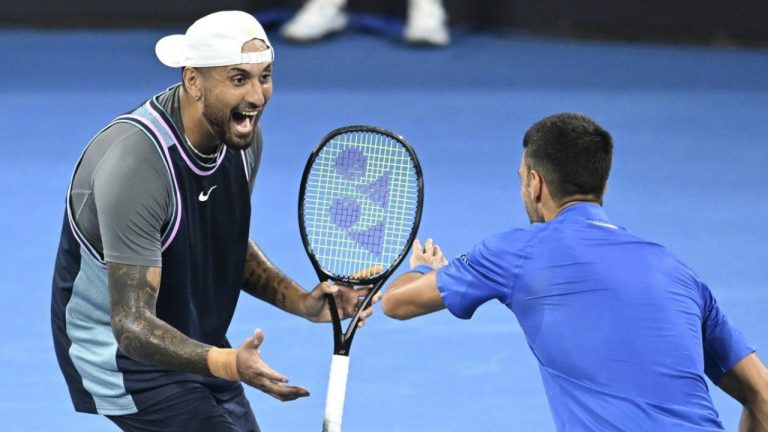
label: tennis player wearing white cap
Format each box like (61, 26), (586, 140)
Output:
(51, 10), (376, 432)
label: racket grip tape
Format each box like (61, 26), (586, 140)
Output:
(323, 354), (350, 432)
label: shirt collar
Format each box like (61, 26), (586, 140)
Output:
(554, 202), (610, 223)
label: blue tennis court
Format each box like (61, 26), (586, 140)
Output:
(1, 18), (767, 431)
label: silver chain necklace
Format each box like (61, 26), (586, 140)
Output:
(185, 134), (222, 160)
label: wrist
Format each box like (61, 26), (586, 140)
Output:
(207, 347), (240, 381)
(410, 264), (434, 275)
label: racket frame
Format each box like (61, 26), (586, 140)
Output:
(298, 125), (423, 354)
(298, 125), (423, 432)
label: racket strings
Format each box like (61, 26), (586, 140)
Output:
(302, 130), (420, 279)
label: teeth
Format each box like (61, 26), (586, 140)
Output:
(238, 111), (258, 116)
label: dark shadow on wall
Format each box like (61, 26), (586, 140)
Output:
(1, 0), (767, 47)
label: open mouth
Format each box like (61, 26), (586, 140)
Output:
(231, 110), (258, 135)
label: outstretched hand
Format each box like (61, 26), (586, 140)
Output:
(410, 238), (448, 270)
(235, 329), (310, 401)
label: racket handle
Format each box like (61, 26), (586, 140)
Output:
(322, 354), (350, 432)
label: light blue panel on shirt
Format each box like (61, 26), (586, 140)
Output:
(66, 250), (137, 415)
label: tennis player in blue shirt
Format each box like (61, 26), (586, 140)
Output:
(381, 113), (768, 431)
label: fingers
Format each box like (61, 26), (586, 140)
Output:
(355, 289), (387, 328)
(414, 238), (442, 253)
(341, 289), (364, 317)
(238, 358), (289, 388)
(238, 330), (289, 383)
(255, 379), (310, 401)
(258, 365), (288, 384)
(248, 329), (264, 350)
(357, 302), (374, 320)
(433, 244), (448, 265)
(246, 358), (288, 384)
(350, 285), (373, 297)
(372, 292), (383, 304)
(413, 238), (439, 257)
(353, 299), (375, 329)
(326, 283), (380, 326)
(307, 276), (381, 325)
(424, 238), (435, 254)
(309, 282), (338, 301)
(238, 331), (310, 402)
(353, 285), (375, 303)
(410, 238), (448, 270)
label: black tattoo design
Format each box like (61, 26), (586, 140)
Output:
(242, 239), (301, 313)
(108, 263), (212, 376)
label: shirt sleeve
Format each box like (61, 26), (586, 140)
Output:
(92, 127), (173, 267)
(436, 230), (524, 319)
(699, 280), (754, 383)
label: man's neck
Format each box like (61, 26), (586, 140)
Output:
(179, 90), (219, 154)
(545, 197), (601, 222)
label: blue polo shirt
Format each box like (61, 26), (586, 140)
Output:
(436, 203), (753, 431)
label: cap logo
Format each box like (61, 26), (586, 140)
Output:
(245, 26), (257, 38)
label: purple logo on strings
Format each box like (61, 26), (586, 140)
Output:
(357, 172), (390, 208)
(334, 148), (367, 180)
(328, 147), (391, 256)
(346, 220), (385, 256)
(329, 198), (361, 229)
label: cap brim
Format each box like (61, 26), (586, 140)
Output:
(155, 34), (186, 68)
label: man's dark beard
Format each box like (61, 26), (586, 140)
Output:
(202, 102), (254, 150)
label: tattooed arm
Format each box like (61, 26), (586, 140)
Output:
(108, 263), (211, 375)
(108, 261), (309, 400)
(241, 239), (313, 316)
(241, 239), (377, 324)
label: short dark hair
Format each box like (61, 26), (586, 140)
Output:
(523, 113), (613, 203)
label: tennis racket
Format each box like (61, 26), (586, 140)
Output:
(298, 125), (423, 432)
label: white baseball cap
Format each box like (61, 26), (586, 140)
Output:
(155, 10), (274, 68)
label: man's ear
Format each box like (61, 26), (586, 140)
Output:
(182, 67), (203, 100)
(529, 169), (544, 202)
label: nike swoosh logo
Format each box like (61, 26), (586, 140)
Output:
(198, 185), (218, 202)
